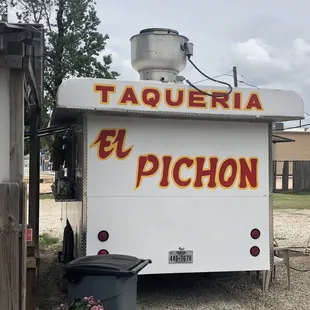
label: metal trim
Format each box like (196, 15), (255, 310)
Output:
(268, 122), (274, 270)
(51, 106), (304, 123)
(81, 113), (88, 256)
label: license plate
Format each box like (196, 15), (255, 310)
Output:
(169, 250), (193, 264)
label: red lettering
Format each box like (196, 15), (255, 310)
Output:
(119, 86), (139, 105)
(218, 158), (237, 188)
(165, 89), (184, 107)
(194, 157), (218, 189)
(244, 93), (263, 111)
(233, 92), (242, 110)
(172, 157), (194, 187)
(94, 84), (116, 104)
(188, 90), (206, 108)
(142, 88), (161, 108)
(159, 155), (172, 187)
(135, 154), (159, 189)
(89, 128), (132, 160)
(90, 129), (116, 160)
(211, 92), (229, 109)
(114, 129), (133, 159)
(238, 157), (258, 189)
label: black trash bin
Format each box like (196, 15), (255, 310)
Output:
(64, 254), (151, 310)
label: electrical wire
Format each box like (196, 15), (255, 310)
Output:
(192, 72), (232, 85)
(238, 80), (260, 89)
(182, 43), (233, 98)
(238, 72), (257, 86)
(193, 72), (260, 90)
(282, 122), (310, 130)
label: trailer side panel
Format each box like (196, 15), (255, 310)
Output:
(85, 115), (270, 274)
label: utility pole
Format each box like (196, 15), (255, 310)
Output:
(233, 66), (238, 87)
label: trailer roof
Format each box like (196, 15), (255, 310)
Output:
(50, 78), (304, 126)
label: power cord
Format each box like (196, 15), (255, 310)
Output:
(288, 265), (310, 272)
(182, 42), (233, 98)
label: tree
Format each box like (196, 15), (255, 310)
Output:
(8, 0), (120, 151)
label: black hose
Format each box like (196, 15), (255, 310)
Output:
(273, 238), (310, 272)
(183, 43), (233, 98)
(288, 265), (310, 272)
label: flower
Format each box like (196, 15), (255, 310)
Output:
(91, 306), (103, 310)
(69, 296), (104, 310)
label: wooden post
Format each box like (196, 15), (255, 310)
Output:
(0, 183), (20, 310)
(10, 68), (26, 310)
(273, 160), (277, 191)
(233, 66), (238, 87)
(20, 183), (27, 310)
(10, 69), (25, 182)
(0, 65), (26, 309)
(0, 68), (11, 181)
(282, 161), (289, 191)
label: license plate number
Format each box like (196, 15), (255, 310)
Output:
(169, 250), (193, 264)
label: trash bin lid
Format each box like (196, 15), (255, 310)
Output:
(64, 254), (151, 278)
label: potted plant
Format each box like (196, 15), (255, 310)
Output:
(69, 296), (104, 310)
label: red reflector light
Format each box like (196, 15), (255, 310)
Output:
(250, 228), (261, 240)
(250, 246), (260, 257)
(98, 230), (109, 242)
(98, 249), (109, 255)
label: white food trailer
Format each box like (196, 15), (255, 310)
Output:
(49, 28), (304, 279)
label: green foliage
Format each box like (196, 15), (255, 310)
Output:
(8, 0), (119, 151)
(273, 192), (310, 209)
(39, 232), (59, 250)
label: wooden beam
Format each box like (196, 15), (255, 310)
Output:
(9, 68), (26, 310)
(20, 183), (27, 310)
(0, 183), (20, 310)
(0, 68), (10, 181)
(10, 69), (25, 182)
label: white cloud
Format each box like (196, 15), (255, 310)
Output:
(229, 36), (310, 112)
(231, 38), (290, 70)
(232, 39), (272, 64)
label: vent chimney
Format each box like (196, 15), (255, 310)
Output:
(130, 28), (192, 83)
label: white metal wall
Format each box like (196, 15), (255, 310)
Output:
(86, 115), (270, 274)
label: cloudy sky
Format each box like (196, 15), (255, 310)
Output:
(8, 0), (310, 128)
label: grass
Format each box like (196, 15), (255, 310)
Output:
(39, 233), (59, 251)
(39, 193), (54, 200)
(27, 193), (53, 200)
(273, 191), (310, 209)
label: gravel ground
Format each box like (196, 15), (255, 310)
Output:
(37, 200), (310, 310)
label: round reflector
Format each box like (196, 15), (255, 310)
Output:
(98, 230), (109, 242)
(250, 246), (260, 257)
(98, 249), (109, 255)
(250, 228), (261, 240)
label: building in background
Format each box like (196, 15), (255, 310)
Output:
(274, 128), (310, 161)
